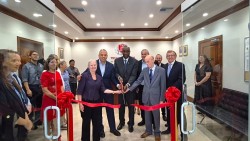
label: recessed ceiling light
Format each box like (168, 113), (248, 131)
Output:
(203, 13), (208, 17)
(15, 0), (21, 3)
(156, 0), (162, 5)
(102, 37), (105, 39)
(165, 36), (169, 38)
(81, 0), (87, 6)
(144, 23), (148, 26)
(75, 37), (79, 39)
(64, 31), (68, 34)
(33, 13), (42, 17)
(224, 19), (228, 22)
(121, 23), (125, 27)
(175, 30), (179, 33)
(201, 27), (205, 29)
(186, 23), (190, 27)
(141, 37), (144, 39)
(90, 14), (95, 18)
(149, 14), (154, 18)
(121, 37), (124, 39)
(49, 24), (57, 28)
(96, 23), (100, 27)
(51, 24), (57, 28)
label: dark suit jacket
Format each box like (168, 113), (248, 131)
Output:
(164, 61), (186, 92)
(96, 60), (118, 89)
(0, 79), (26, 118)
(163, 61), (186, 121)
(137, 59), (143, 77)
(114, 57), (138, 85)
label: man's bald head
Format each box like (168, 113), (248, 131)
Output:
(145, 55), (155, 68)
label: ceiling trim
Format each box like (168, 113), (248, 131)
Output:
(85, 28), (159, 32)
(55, 32), (72, 42)
(51, 0), (87, 31)
(172, 0), (249, 41)
(75, 39), (171, 42)
(158, 5), (181, 30)
(0, 4), (72, 42)
(53, 0), (182, 32)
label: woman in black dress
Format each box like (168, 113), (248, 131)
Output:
(194, 55), (213, 106)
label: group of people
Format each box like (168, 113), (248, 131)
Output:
(0, 46), (213, 141)
(76, 46), (189, 141)
(0, 49), (81, 141)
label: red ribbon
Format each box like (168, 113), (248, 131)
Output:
(71, 100), (121, 108)
(132, 86), (181, 111)
(57, 92), (121, 141)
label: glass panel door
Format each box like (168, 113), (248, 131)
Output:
(181, 0), (249, 141)
(0, 0), (58, 140)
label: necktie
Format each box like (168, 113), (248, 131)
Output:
(124, 59), (127, 70)
(13, 74), (27, 104)
(149, 69), (153, 83)
(13, 73), (21, 85)
(167, 63), (172, 77)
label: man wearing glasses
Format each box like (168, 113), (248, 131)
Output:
(161, 50), (187, 141)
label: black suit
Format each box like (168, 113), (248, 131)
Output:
(114, 57), (138, 126)
(163, 61), (187, 140)
(96, 60), (119, 132)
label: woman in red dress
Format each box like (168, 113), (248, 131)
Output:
(40, 54), (64, 140)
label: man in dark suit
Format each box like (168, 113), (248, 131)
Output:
(128, 55), (166, 141)
(114, 46), (138, 132)
(88, 49), (121, 137)
(161, 50), (187, 141)
(155, 54), (167, 121)
(136, 49), (149, 126)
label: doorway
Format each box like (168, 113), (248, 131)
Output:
(17, 36), (44, 76)
(198, 35), (223, 103)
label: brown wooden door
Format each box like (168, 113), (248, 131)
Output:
(199, 35), (223, 103)
(17, 37), (44, 77)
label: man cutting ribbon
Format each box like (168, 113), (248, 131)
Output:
(125, 55), (166, 141)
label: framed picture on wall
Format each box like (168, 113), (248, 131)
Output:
(58, 47), (64, 60)
(183, 45), (188, 56)
(179, 46), (183, 57)
(244, 37), (249, 81)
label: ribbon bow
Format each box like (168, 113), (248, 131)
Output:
(57, 91), (75, 110)
(165, 86), (181, 103)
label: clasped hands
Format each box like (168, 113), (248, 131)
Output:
(117, 83), (130, 94)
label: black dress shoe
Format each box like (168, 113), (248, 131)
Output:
(137, 121), (145, 126)
(110, 130), (121, 136)
(162, 116), (167, 121)
(100, 131), (105, 138)
(165, 123), (168, 127)
(161, 129), (170, 134)
(117, 123), (124, 130)
(128, 126), (134, 132)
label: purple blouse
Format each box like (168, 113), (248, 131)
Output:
(76, 71), (106, 101)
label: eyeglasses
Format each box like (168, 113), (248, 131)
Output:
(166, 55), (176, 57)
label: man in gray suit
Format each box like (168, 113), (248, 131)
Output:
(127, 55), (166, 141)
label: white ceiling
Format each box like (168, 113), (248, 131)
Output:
(60, 0), (183, 28)
(0, 0), (245, 40)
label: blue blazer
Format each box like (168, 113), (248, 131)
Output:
(96, 60), (118, 89)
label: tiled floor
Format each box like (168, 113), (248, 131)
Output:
(28, 104), (248, 141)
